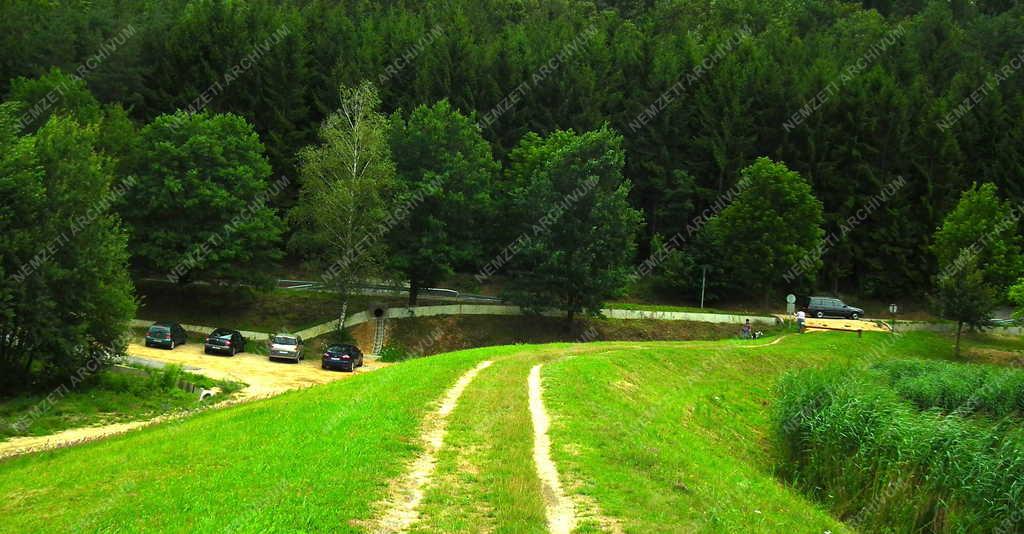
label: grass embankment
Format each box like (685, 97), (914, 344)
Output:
(383, 314), (775, 360)
(0, 365), (242, 441)
(0, 331), (973, 532)
(604, 302), (749, 315)
(539, 334), (877, 533)
(776, 360), (1024, 533)
(0, 345), (505, 532)
(960, 332), (1024, 367)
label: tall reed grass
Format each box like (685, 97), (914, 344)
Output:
(873, 359), (1024, 418)
(775, 366), (1024, 533)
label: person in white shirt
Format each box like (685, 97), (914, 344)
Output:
(796, 310), (806, 333)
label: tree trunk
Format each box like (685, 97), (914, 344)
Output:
(337, 299), (349, 331)
(409, 283), (419, 306)
(955, 321), (963, 357)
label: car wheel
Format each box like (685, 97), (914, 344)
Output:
(815, 311), (824, 318)
(170, 340), (175, 350)
(851, 312), (860, 320)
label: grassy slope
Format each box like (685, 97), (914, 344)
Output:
(0, 346), (510, 533)
(960, 332), (1024, 366)
(0, 332), (956, 533)
(541, 337), (844, 533)
(0, 367), (242, 441)
(385, 314), (770, 358)
(542, 332), (954, 533)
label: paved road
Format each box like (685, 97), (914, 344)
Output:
(277, 279), (503, 303)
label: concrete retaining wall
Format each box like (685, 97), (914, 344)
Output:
(601, 308), (776, 324)
(334, 304), (777, 328)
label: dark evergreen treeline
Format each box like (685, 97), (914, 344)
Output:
(3, 0), (1022, 298)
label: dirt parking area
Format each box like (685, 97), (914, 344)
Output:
(0, 343), (386, 460)
(128, 342), (389, 398)
(804, 317), (891, 333)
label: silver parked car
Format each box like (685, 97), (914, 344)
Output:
(269, 334), (304, 363)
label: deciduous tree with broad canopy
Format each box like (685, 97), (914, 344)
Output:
(934, 257), (996, 357)
(932, 182), (1023, 294)
(502, 125), (643, 323)
(121, 111), (285, 287)
(703, 157), (824, 303)
(387, 99), (498, 305)
(0, 103), (136, 391)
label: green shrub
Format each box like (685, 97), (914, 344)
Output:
(775, 367), (1024, 533)
(149, 365), (183, 391)
(325, 327), (356, 346)
(377, 344), (412, 363)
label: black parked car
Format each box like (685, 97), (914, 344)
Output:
(204, 328), (245, 356)
(322, 344), (364, 372)
(145, 322), (188, 349)
(806, 296), (864, 319)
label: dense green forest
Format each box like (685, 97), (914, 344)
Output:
(2, 0), (1022, 301)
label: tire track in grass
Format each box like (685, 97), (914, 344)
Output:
(528, 364), (576, 534)
(371, 359), (493, 533)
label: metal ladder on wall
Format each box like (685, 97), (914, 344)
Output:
(371, 315), (387, 355)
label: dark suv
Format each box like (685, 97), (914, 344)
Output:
(145, 322), (188, 349)
(806, 296), (864, 319)
(204, 328), (245, 356)
(322, 344), (364, 372)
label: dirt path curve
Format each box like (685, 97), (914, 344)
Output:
(528, 364), (576, 534)
(0, 391), (272, 461)
(737, 334), (789, 348)
(371, 360), (494, 533)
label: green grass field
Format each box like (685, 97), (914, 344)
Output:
(0, 365), (242, 441)
(0, 330), (999, 533)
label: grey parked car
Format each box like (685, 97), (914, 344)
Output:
(269, 334), (304, 363)
(806, 296), (864, 319)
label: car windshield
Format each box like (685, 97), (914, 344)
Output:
(272, 336), (297, 345)
(211, 329), (232, 336)
(149, 326), (170, 333)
